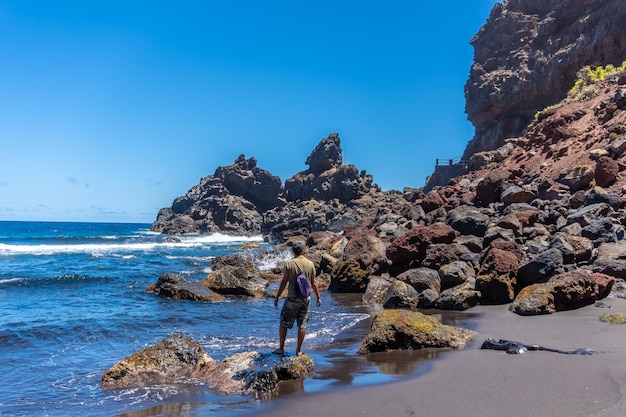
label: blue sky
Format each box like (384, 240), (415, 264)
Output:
(0, 1), (499, 223)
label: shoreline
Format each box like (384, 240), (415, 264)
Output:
(238, 297), (626, 417)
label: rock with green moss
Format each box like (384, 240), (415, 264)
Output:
(599, 313), (626, 324)
(358, 309), (476, 354)
(102, 333), (213, 389)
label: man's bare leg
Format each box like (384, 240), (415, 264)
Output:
(273, 326), (288, 354)
(296, 327), (306, 355)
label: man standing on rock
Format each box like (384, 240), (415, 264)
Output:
(273, 241), (321, 356)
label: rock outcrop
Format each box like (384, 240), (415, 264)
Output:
(102, 333), (314, 397)
(150, 155), (282, 235)
(147, 272), (224, 302)
(464, 0), (626, 158)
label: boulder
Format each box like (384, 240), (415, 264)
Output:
(446, 206), (490, 236)
(383, 280), (419, 310)
(419, 191), (448, 213)
(396, 267), (441, 293)
(438, 261), (475, 291)
(581, 217), (618, 246)
(193, 351), (314, 396)
(422, 243), (471, 270)
(495, 214), (523, 237)
(517, 248), (564, 285)
(501, 185), (536, 205)
(584, 187), (623, 210)
(595, 156), (619, 187)
(566, 203), (612, 227)
(417, 289), (440, 309)
(434, 283), (481, 311)
(329, 234), (389, 293)
(591, 241), (626, 278)
(475, 248), (519, 304)
(386, 223), (458, 273)
(509, 270), (615, 316)
(202, 265), (269, 297)
(210, 253), (259, 273)
(474, 170), (511, 206)
(564, 235), (595, 264)
(147, 273), (224, 302)
(557, 164), (595, 192)
(363, 276), (393, 304)
(454, 234), (484, 253)
(357, 309), (476, 354)
(102, 334), (213, 389)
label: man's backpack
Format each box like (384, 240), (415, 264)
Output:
(295, 263), (312, 298)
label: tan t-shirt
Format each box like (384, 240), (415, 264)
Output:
(283, 255), (316, 299)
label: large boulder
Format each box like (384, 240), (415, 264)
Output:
(581, 217), (618, 246)
(396, 267), (441, 293)
(517, 248), (564, 285)
(102, 334), (213, 389)
(591, 241), (626, 278)
(386, 223), (458, 273)
(474, 170), (511, 206)
(438, 261), (476, 291)
(446, 206), (490, 236)
(193, 351), (314, 396)
(595, 156), (620, 187)
(383, 280), (420, 310)
(363, 276), (394, 304)
(509, 270), (615, 315)
(147, 273), (224, 302)
(475, 248), (519, 304)
(434, 283), (481, 311)
(329, 234), (389, 293)
(202, 265), (269, 297)
(421, 243), (471, 271)
(358, 309), (476, 354)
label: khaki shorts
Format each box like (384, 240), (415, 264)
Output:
(280, 298), (310, 329)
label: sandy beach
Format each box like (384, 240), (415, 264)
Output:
(242, 297), (626, 417)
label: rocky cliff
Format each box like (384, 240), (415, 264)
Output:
(464, 0), (626, 159)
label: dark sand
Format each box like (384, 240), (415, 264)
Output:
(242, 298), (626, 417)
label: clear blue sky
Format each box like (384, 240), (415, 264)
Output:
(0, 0), (499, 223)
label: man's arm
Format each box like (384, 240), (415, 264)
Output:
(274, 271), (289, 307)
(310, 271), (321, 307)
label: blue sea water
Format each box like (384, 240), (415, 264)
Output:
(0, 221), (397, 417)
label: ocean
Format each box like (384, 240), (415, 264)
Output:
(0, 221), (471, 417)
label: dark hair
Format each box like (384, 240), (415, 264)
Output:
(292, 242), (304, 255)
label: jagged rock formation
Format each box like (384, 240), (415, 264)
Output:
(151, 133), (412, 241)
(150, 155), (282, 235)
(464, 0), (626, 159)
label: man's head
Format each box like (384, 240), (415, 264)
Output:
(292, 241), (304, 256)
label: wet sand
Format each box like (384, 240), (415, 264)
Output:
(242, 298), (626, 417)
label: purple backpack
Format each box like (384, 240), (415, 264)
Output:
(295, 264), (312, 298)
